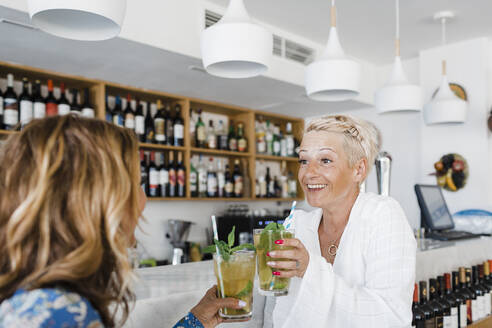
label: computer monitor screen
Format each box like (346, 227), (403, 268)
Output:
(414, 184), (454, 230)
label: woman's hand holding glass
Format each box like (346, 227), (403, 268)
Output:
(266, 238), (310, 278)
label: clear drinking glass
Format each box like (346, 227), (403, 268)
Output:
(253, 228), (295, 296)
(213, 250), (256, 321)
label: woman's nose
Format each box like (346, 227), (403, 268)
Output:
(305, 161), (320, 177)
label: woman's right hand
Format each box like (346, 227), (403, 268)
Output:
(190, 285), (246, 328)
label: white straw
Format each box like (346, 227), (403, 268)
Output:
(211, 215), (225, 298)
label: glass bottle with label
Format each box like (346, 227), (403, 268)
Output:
(228, 122), (237, 152)
(123, 94), (135, 130)
(148, 151), (159, 197)
(288, 170), (297, 198)
(177, 152), (186, 197)
(195, 109), (206, 148)
(286, 122), (295, 157)
(3, 74), (18, 130)
(168, 151), (176, 197)
(233, 159), (243, 197)
(280, 129), (287, 157)
(237, 122), (247, 152)
(58, 83), (70, 116)
(265, 121), (274, 155)
(144, 101), (155, 143)
(70, 89), (81, 115)
(459, 267), (475, 325)
(81, 88), (95, 118)
(419, 281), (436, 328)
(265, 167), (273, 198)
(19, 77), (33, 128)
(439, 274), (459, 328)
(224, 163), (234, 198)
(159, 152), (169, 197)
(216, 159), (226, 198)
(33, 80), (46, 120)
(431, 277), (451, 328)
(134, 100), (145, 142)
(197, 155), (207, 198)
(207, 157), (217, 198)
(174, 104), (184, 147)
(45, 79), (58, 117)
(140, 150), (149, 196)
(105, 95), (113, 123)
(207, 120), (217, 149)
(280, 161), (289, 198)
(273, 125), (281, 156)
(154, 100), (166, 145)
(451, 271), (468, 328)
(472, 266), (487, 320)
(113, 96), (124, 127)
(217, 120), (228, 150)
(165, 103), (174, 146)
(412, 283), (426, 328)
(482, 262), (492, 316)
(189, 159), (198, 198)
(256, 117), (266, 154)
(258, 167), (267, 198)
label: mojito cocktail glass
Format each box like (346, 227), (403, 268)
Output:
(254, 228), (295, 296)
(213, 250), (256, 321)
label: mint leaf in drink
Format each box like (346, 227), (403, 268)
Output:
(228, 226), (235, 248)
(231, 243), (255, 253)
(264, 222), (279, 231)
(202, 245), (217, 254)
(235, 280), (253, 298)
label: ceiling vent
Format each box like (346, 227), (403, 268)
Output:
(204, 9), (315, 65)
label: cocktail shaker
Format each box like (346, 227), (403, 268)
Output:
(375, 151), (392, 196)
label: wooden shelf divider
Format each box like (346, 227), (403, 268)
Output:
(0, 59), (304, 202)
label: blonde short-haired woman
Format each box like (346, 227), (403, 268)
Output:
(266, 115), (416, 327)
(0, 116), (243, 328)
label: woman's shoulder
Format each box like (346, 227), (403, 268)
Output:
(356, 192), (409, 227)
(0, 287), (103, 328)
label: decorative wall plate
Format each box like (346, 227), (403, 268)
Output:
(433, 153), (468, 192)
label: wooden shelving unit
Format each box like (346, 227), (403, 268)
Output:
(0, 60), (304, 202)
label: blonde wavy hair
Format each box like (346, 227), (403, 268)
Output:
(0, 115), (141, 327)
(306, 115), (381, 175)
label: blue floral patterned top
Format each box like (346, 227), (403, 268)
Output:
(0, 288), (204, 328)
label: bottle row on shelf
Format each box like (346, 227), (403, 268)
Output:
(0, 74), (95, 130)
(106, 97), (184, 147)
(255, 161), (297, 199)
(140, 150), (186, 198)
(255, 116), (298, 157)
(192, 109), (248, 152)
(412, 260), (492, 328)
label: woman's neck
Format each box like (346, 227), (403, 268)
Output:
(320, 189), (359, 234)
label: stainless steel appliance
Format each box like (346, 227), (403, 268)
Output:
(166, 219), (193, 265)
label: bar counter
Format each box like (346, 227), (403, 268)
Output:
(123, 237), (492, 327)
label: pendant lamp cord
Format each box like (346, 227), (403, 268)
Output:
(331, 0), (336, 28)
(395, 0), (400, 56)
(441, 16), (447, 75)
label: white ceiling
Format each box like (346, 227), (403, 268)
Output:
(209, 0), (492, 64)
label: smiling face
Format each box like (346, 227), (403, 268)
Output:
(298, 131), (366, 209)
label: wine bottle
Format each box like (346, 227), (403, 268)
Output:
(197, 155), (207, 198)
(154, 100), (166, 145)
(471, 266), (487, 320)
(237, 122), (247, 152)
(459, 267), (475, 325)
(228, 122), (237, 151)
(224, 164), (234, 198)
(207, 157), (217, 198)
(144, 101), (155, 143)
(159, 152), (169, 197)
(81, 88), (95, 118)
(105, 95), (113, 122)
(195, 109), (206, 148)
(189, 160), (198, 198)
(58, 83), (70, 115)
(140, 150), (149, 196)
(112, 96), (124, 127)
(177, 152), (186, 197)
(217, 120), (228, 150)
(165, 103), (174, 146)
(168, 151), (176, 197)
(266, 167), (273, 198)
(440, 274), (459, 328)
(482, 262), (492, 315)
(3, 74), (18, 130)
(173, 104), (184, 147)
(32, 80), (45, 120)
(19, 77), (33, 128)
(478, 264), (491, 317)
(70, 89), (81, 115)
(45, 79), (58, 117)
(124, 94), (135, 130)
(435, 276), (453, 328)
(273, 125), (281, 156)
(135, 100), (145, 142)
(265, 120), (273, 155)
(233, 159), (243, 197)
(412, 283), (426, 328)
(452, 271), (468, 328)
(207, 120), (216, 149)
(216, 159), (225, 198)
(419, 281), (436, 328)
(148, 151), (159, 197)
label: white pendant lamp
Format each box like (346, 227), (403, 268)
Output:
(201, 0), (272, 79)
(424, 11), (467, 125)
(27, 0), (126, 41)
(375, 0), (422, 114)
(305, 0), (360, 102)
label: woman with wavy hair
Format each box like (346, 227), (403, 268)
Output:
(0, 115), (243, 328)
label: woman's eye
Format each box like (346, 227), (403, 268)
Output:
(298, 159), (307, 165)
(321, 158), (332, 164)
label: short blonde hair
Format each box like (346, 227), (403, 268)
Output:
(0, 115), (140, 327)
(305, 115), (381, 174)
